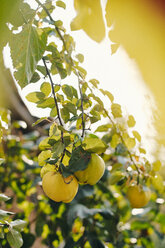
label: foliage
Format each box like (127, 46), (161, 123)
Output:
(0, 194), (26, 248)
(0, 1), (165, 248)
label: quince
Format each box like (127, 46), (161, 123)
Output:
(42, 171), (78, 203)
(74, 153), (105, 185)
(127, 185), (151, 208)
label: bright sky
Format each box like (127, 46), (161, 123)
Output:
(4, 0), (157, 157)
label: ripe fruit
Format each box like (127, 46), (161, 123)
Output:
(74, 153), (105, 185)
(127, 185), (151, 208)
(42, 171), (78, 203)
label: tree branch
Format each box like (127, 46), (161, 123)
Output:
(77, 74), (85, 138)
(42, 57), (64, 143)
(36, 0), (86, 138)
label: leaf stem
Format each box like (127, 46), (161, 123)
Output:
(42, 58), (63, 126)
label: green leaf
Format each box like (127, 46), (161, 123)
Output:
(52, 140), (65, 157)
(123, 134), (136, 149)
(71, 86), (78, 98)
(76, 53), (84, 63)
(56, 0), (66, 9)
(89, 94), (104, 107)
(77, 66), (87, 78)
(151, 174), (164, 193)
(19, 2), (36, 24)
(0, 194), (10, 202)
(67, 204), (114, 225)
(81, 82), (88, 94)
(30, 72), (40, 83)
(10, 220), (27, 231)
(111, 103), (122, 118)
(40, 82), (51, 97)
(10, 26), (47, 88)
(110, 163), (122, 172)
(37, 65), (47, 76)
(63, 102), (77, 115)
(49, 123), (59, 136)
(90, 112), (101, 124)
(127, 115), (136, 127)
(54, 84), (61, 92)
(110, 134), (120, 148)
(7, 229), (23, 248)
(89, 79), (99, 88)
(0, 210), (14, 219)
(131, 221), (151, 230)
(38, 2), (55, 19)
(54, 20), (63, 28)
(82, 137), (107, 153)
(152, 160), (161, 171)
(115, 143), (128, 156)
(108, 171), (125, 185)
(57, 93), (64, 102)
(0, 227), (4, 239)
(62, 85), (73, 100)
(35, 215), (45, 237)
(39, 137), (51, 150)
(95, 124), (112, 132)
(132, 130), (141, 142)
(61, 146), (91, 177)
(26, 92), (45, 103)
(32, 117), (48, 127)
(99, 88), (114, 102)
(37, 97), (55, 108)
(139, 147), (146, 154)
(56, 63), (67, 79)
(50, 107), (57, 117)
(61, 107), (70, 123)
(0, 109), (10, 124)
(38, 150), (52, 166)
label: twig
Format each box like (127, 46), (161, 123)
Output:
(104, 108), (140, 183)
(36, 0), (86, 138)
(42, 58), (66, 164)
(42, 58), (63, 127)
(35, 0), (85, 137)
(42, 58), (64, 143)
(35, 0), (66, 50)
(77, 75), (85, 138)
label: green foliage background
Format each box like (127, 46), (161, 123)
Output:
(0, 1), (165, 248)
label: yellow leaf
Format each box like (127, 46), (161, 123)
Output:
(111, 103), (122, 118)
(71, 0), (105, 42)
(83, 136), (107, 153)
(38, 150), (52, 166)
(127, 115), (136, 128)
